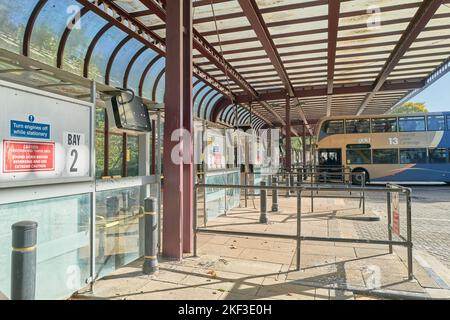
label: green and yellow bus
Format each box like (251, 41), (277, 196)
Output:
(316, 112), (450, 184)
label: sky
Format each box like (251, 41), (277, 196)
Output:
(406, 72), (450, 112)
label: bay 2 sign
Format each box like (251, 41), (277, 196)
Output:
(0, 80), (93, 187)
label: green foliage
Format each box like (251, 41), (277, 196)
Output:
(392, 102), (428, 114)
(95, 108), (140, 177)
(291, 137), (302, 151)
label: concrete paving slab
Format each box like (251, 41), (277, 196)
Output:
(73, 193), (447, 300)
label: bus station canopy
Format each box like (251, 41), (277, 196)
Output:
(0, 0), (449, 132)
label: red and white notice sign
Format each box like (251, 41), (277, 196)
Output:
(3, 140), (55, 173)
(392, 192), (400, 235)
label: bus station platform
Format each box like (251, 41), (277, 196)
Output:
(74, 195), (450, 300)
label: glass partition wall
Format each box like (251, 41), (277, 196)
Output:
(0, 79), (162, 300)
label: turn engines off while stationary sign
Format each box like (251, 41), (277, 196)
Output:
(0, 80), (93, 187)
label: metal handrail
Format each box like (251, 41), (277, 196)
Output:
(193, 182), (413, 280)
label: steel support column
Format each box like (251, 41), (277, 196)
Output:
(163, 0), (184, 260)
(302, 124), (307, 174)
(182, 0), (194, 254)
(285, 96), (292, 171)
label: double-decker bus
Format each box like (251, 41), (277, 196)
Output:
(316, 112), (450, 184)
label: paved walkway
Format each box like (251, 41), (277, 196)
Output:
(354, 185), (450, 270)
(74, 192), (450, 300)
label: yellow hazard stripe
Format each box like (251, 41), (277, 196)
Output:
(12, 246), (36, 253)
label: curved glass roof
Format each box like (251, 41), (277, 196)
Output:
(0, 0), (261, 126)
(1, 0), (449, 129)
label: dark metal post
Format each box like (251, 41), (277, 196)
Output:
(285, 173), (290, 197)
(11, 221), (38, 300)
(285, 96), (292, 171)
(387, 190), (393, 254)
(121, 191), (130, 213)
(362, 172), (366, 214)
(302, 124), (307, 181)
(106, 196), (119, 218)
(296, 186), (302, 271)
(406, 190), (413, 280)
(271, 176), (279, 212)
(244, 173), (248, 207)
(143, 198), (159, 274)
(289, 174), (295, 195)
(193, 185), (198, 257)
(260, 181), (268, 224)
(310, 171), (314, 213)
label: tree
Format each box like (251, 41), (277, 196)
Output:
(392, 102), (428, 114)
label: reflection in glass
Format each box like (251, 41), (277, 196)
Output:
(0, 194), (90, 299)
(30, 0), (78, 66)
(400, 148), (427, 164)
(127, 135), (139, 177)
(142, 57), (165, 100)
(347, 148), (371, 165)
(63, 12), (107, 75)
(199, 90), (218, 118)
(89, 27), (128, 83)
(320, 120), (344, 139)
(373, 149), (398, 164)
(206, 94), (224, 121)
(95, 186), (146, 279)
(427, 115), (445, 131)
(109, 134), (124, 177)
(371, 118), (397, 133)
(345, 119), (370, 134)
(429, 148), (447, 163)
(109, 39), (142, 88)
(0, 0), (39, 53)
(127, 49), (158, 95)
(398, 116), (425, 132)
(155, 74), (165, 102)
(194, 87), (212, 117)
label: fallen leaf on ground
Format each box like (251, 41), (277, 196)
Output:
(207, 270), (218, 278)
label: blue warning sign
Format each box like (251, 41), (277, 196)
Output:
(10, 119), (51, 140)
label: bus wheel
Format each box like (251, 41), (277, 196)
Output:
(352, 169), (369, 186)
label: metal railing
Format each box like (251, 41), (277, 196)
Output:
(243, 169), (367, 214)
(193, 182), (413, 280)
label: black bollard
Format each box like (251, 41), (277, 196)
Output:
(121, 191), (130, 213)
(143, 198), (159, 274)
(260, 182), (269, 224)
(271, 177), (279, 212)
(11, 221), (38, 300)
(106, 196), (119, 218)
(289, 174), (295, 195)
(285, 174), (290, 198)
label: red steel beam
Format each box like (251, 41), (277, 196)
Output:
(237, 0), (309, 134)
(234, 80), (425, 103)
(326, 0), (340, 117)
(139, 1), (287, 129)
(356, 0), (444, 115)
(23, 0), (48, 57)
(57, 6), (90, 68)
(163, 0), (184, 260)
(182, 0), (193, 254)
(105, 35), (132, 85)
(83, 23), (113, 78)
(138, 0), (259, 99)
(77, 0), (234, 100)
(285, 96), (292, 170)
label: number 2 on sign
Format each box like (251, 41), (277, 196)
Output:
(70, 149), (78, 173)
(389, 137), (399, 145)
